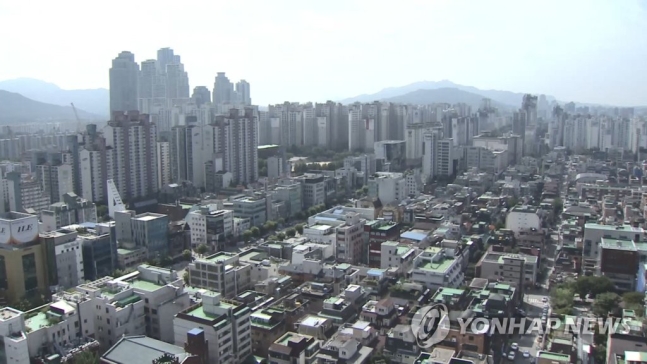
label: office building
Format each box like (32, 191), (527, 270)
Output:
(109, 51), (139, 114)
(187, 252), (252, 298)
(232, 195), (267, 227)
(39, 228), (84, 290)
(187, 206), (233, 250)
(41, 192), (97, 232)
(5, 172), (50, 213)
(115, 211), (169, 259)
(0, 212), (50, 304)
(104, 111), (158, 200)
(73, 222), (117, 281)
(367, 172), (407, 205)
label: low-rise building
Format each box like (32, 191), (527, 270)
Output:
(187, 252), (252, 298)
(410, 247), (464, 289)
(268, 332), (320, 364)
(174, 291), (252, 364)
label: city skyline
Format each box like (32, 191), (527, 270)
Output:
(1, 0), (646, 107)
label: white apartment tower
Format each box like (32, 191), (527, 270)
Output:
(156, 141), (170, 189)
(103, 111), (158, 200)
(212, 108), (259, 184)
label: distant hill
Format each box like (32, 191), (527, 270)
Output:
(0, 78), (109, 118)
(340, 80), (556, 109)
(0, 90), (100, 123)
(382, 87), (511, 109)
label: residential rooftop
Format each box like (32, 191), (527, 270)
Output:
(536, 351), (571, 362)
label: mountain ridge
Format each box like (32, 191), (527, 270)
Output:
(0, 90), (100, 123)
(382, 87), (511, 110)
(0, 78), (109, 117)
(339, 80), (555, 108)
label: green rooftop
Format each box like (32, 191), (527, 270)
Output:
(115, 295), (141, 308)
(25, 312), (50, 331)
(203, 252), (235, 263)
(130, 279), (164, 292)
(601, 238), (638, 251)
(537, 351), (570, 362)
(419, 258), (455, 273)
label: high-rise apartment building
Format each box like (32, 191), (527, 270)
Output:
(213, 73), (250, 106)
(213, 72), (234, 105)
(104, 111), (158, 200)
(212, 108), (258, 184)
(192, 86), (211, 106)
(170, 117), (214, 188)
(235, 80), (251, 105)
(109, 51), (139, 114)
(156, 141), (171, 189)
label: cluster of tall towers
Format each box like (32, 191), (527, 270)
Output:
(108, 48), (251, 115)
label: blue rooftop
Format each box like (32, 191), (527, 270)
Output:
(80, 222), (97, 229)
(367, 269), (385, 277)
(188, 328), (204, 335)
(401, 231), (427, 241)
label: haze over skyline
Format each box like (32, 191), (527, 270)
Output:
(1, 0), (646, 107)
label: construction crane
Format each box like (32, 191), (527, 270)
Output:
(70, 102), (82, 132)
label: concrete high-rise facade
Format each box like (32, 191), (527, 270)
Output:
(213, 73), (250, 106)
(192, 86), (211, 106)
(212, 108), (259, 184)
(109, 51), (139, 114)
(235, 80), (251, 105)
(213, 72), (234, 104)
(156, 141), (171, 189)
(170, 117), (214, 188)
(103, 111), (158, 200)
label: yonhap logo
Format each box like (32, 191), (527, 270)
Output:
(411, 304), (451, 348)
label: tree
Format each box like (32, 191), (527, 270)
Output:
(286, 228), (296, 238)
(593, 292), (621, 317)
(250, 226), (260, 238)
(294, 211), (305, 220)
(277, 232), (286, 241)
(277, 218), (286, 225)
(147, 258), (160, 267)
(159, 255), (173, 267)
(96, 205), (108, 219)
(242, 230), (253, 242)
(183, 271), (189, 285)
(553, 198), (564, 215)
(623, 292), (644, 305)
(268, 235), (278, 241)
(74, 350), (100, 364)
(196, 244), (208, 256)
(550, 287), (574, 311)
(182, 249), (192, 261)
(295, 224), (304, 235)
(507, 197), (519, 207)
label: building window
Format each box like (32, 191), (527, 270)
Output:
(22, 254), (38, 292)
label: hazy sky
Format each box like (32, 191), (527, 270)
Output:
(1, 0), (646, 106)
